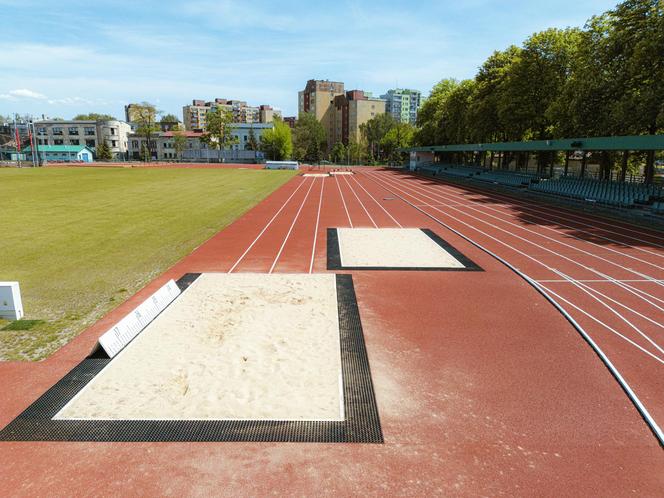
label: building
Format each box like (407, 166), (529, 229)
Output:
(380, 88), (422, 125)
(331, 90), (386, 145)
(128, 123), (273, 162)
(24, 145), (94, 163)
(298, 80), (345, 146)
(182, 99), (278, 131)
(34, 119), (132, 160)
(283, 116), (297, 128)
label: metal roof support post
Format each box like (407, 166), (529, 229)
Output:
(620, 150), (629, 182)
(549, 151), (554, 177)
(564, 151), (570, 177)
(489, 151), (494, 171)
(645, 150), (655, 185)
(580, 152), (587, 179)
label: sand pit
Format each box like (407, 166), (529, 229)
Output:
(330, 171), (354, 175)
(56, 273), (343, 421)
(337, 228), (466, 268)
(302, 173), (329, 177)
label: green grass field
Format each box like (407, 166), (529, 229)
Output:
(0, 166), (296, 361)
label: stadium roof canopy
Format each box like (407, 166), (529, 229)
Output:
(403, 135), (664, 153)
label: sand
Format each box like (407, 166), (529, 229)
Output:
(56, 273), (343, 421)
(329, 171), (354, 175)
(337, 228), (465, 268)
(302, 173), (330, 177)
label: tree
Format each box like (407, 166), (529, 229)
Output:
(260, 118), (293, 160)
(160, 114), (180, 131)
(246, 126), (259, 151)
(414, 79), (460, 145)
(96, 140), (112, 161)
(360, 113), (397, 163)
(172, 125), (187, 161)
(131, 102), (161, 162)
(346, 138), (367, 165)
(73, 113), (116, 121)
(292, 112), (326, 163)
(381, 122), (415, 164)
(331, 142), (346, 163)
(201, 107), (237, 161)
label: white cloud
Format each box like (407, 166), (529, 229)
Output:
(0, 88), (47, 100)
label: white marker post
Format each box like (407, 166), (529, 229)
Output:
(98, 280), (181, 358)
(0, 282), (24, 320)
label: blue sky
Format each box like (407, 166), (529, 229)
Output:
(0, 0), (618, 120)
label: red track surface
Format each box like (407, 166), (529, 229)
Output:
(1, 169), (662, 496)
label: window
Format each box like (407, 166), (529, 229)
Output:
(110, 128), (117, 135)
(68, 127), (79, 135)
(54, 139), (64, 145)
(84, 127), (95, 136)
(132, 140), (139, 149)
(86, 139), (96, 147)
(52, 127), (63, 135)
(70, 139), (80, 145)
(111, 140), (118, 147)
(38, 127), (46, 134)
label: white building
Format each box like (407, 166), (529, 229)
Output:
(34, 119), (132, 159)
(129, 123), (273, 162)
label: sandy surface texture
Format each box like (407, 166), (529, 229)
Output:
(55, 273), (343, 421)
(302, 173), (330, 177)
(337, 228), (465, 268)
(329, 171), (354, 175)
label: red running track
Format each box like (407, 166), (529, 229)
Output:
(0, 169), (662, 496)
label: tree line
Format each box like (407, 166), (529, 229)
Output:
(415, 0), (663, 146)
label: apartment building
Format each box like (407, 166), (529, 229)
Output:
(182, 99), (278, 131)
(298, 79), (345, 146)
(128, 123), (273, 162)
(34, 119), (132, 159)
(331, 90), (386, 145)
(380, 88), (422, 125)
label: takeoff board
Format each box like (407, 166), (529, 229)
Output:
(98, 280), (181, 358)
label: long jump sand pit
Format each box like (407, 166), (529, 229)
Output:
(55, 273), (343, 421)
(328, 228), (481, 271)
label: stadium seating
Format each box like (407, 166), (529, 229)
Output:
(529, 177), (663, 208)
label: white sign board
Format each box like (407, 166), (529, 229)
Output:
(0, 282), (24, 320)
(98, 280), (181, 358)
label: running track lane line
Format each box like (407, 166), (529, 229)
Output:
(395, 175), (664, 275)
(378, 173), (664, 306)
(342, 174), (378, 228)
(350, 174), (402, 228)
(335, 174), (353, 228)
(308, 177), (325, 274)
(407, 171), (664, 246)
(362, 170), (664, 447)
(402, 176), (664, 268)
(228, 176), (308, 273)
(269, 177), (318, 274)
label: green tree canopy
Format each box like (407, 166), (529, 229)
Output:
(201, 107), (237, 155)
(131, 102), (161, 162)
(96, 140), (112, 161)
(73, 113), (116, 121)
(292, 112), (326, 162)
(260, 118), (293, 160)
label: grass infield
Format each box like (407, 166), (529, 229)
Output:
(0, 166), (296, 361)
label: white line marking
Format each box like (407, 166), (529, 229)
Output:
(553, 269), (664, 355)
(269, 177), (318, 274)
(379, 174), (664, 304)
(309, 177), (325, 274)
(537, 279), (664, 283)
(228, 177), (309, 273)
(342, 174), (378, 228)
(351, 174), (402, 227)
(335, 174), (353, 228)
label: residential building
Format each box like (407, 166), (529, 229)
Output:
(380, 88), (422, 125)
(331, 90), (386, 145)
(24, 145), (94, 163)
(298, 79), (345, 146)
(34, 119), (132, 159)
(128, 123), (273, 162)
(283, 116), (297, 128)
(182, 99), (277, 131)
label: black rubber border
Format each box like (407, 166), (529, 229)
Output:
(327, 228), (482, 271)
(0, 274), (382, 443)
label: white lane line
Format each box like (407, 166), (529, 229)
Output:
(591, 269), (664, 312)
(553, 269), (664, 355)
(537, 279), (664, 283)
(405, 171), (664, 248)
(368, 171), (664, 444)
(228, 177), (309, 273)
(378, 173), (664, 304)
(342, 174), (378, 228)
(269, 177), (318, 274)
(309, 177), (325, 274)
(351, 174), (402, 228)
(539, 283), (664, 365)
(335, 174), (353, 228)
(400, 176), (664, 272)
